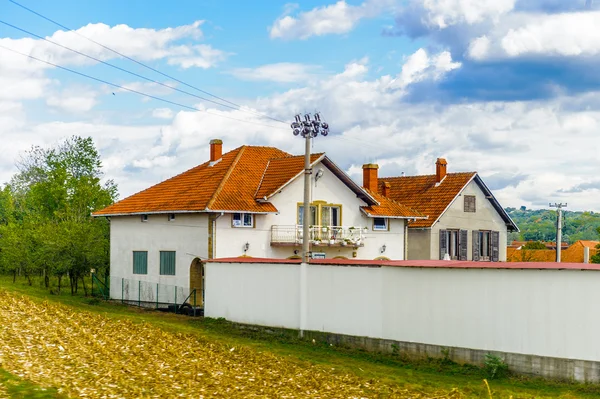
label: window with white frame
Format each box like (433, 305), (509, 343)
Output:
(232, 213), (253, 227)
(141, 214), (148, 222)
(373, 217), (388, 231)
(168, 213), (175, 221)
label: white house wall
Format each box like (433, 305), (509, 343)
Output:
(205, 261), (600, 365)
(109, 214), (209, 299)
(430, 180), (508, 261)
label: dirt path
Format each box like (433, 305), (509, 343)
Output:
(0, 290), (463, 398)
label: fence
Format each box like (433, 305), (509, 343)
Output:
(108, 277), (200, 315)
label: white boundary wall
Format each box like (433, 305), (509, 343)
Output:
(205, 261), (600, 365)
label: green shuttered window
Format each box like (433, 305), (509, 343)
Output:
(133, 251), (148, 274)
(160, 251), (176, 275)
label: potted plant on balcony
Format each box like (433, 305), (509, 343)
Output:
(329, 235), (336, 245)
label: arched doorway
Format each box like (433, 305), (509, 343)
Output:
(189, 258), (204, 307)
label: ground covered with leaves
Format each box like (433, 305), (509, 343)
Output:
(0, 290), (464, 398)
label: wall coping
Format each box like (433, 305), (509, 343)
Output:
(205, 257), (600, 271)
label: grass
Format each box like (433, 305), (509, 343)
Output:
(2, 274), (599, 398)
(0, 369), (63, 399)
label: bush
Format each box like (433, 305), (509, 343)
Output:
(484, 353), (508, 379)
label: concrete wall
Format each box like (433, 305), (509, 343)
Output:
(406, 228), (431, 260)
(205, 261), (600, 381)
(109, 214), (209, 299)
(429, 180), (508, 261)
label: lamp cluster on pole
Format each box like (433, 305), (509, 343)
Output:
(290, 113), (329, 264)
(549, 202), (567, 263)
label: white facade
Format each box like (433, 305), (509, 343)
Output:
(408, 179), (509, 261)
(108, 160), (406, 297)
(109, 213), (208, 300)
(216, 161), (405, 261)
(205, 261), (600, 364)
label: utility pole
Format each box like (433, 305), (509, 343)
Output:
(549, 203), (567, 262)
(290, 113), (328, 337)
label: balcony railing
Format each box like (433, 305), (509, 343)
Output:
(270, 225), (365, 247)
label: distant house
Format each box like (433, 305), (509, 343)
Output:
(507, 240), (599, 263)
(378, 158), (519, 261)
(93, 139), (424, 298)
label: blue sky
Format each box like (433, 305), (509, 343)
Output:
(1, 0), (600, 211)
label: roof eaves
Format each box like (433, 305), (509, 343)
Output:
(205, 146), (246, 211)
(91, 209), (210, 217)
(359, 207), (429, 220)
(473, 175), (520, 232)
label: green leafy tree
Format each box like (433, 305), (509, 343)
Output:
(591, 227), (600, 264)
(0, 136), (117, 293)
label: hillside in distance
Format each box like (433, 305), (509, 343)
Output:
(506, 208), (600, 244)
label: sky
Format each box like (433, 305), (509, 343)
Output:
(1, 0), (599, 212)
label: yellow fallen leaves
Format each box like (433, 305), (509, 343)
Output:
(0, 290), (462, 398)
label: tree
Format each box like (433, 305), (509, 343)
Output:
(522, 241), (547, 250)
(591, 227), (600, 264)
(0, 136), (117, 293)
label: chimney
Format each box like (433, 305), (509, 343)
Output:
(382, 181), (391, 197)
(435, 158), (447, 183)
(362, 163), (379, 192)
(209, 139), (223, 162)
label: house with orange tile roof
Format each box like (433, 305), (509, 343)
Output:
(93, 139), (425, 298)
(376, 158), (519, 262)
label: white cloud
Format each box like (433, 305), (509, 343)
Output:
(420, 0), (516, 29)
(269, 0), (391, 40)
(46, 88), (98, 113)
(230, 63), (323, 83)
(389, 48), (461, 89)
(466, 11), (600, 60)
(152, 108), (175, 119)
(500, 12), (600, 57)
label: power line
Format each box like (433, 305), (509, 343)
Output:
(0, 19), (287, 124)
(0, 43), (288, 131)
(7, 0), (288, 125)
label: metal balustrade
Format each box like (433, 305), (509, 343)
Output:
(270, 225), (365, 247)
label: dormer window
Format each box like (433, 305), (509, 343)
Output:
(168, 213), (175, 221)
(141, 214), (148, 222)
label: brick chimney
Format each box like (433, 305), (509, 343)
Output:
(362, 164), (379, 192)
(209, 139), (223, 162)
(435, 158), (447, 183)
(382, 181), (391, 197)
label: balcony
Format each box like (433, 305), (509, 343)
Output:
(270, 225), (365, 247)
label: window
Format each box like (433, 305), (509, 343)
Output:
(132, 251), (148, 274)
(464, 195), (476, 212)
(479, 231), (491, 261)
(168, 213), (175, 221)
(473, 230), (499, 262)
(232, 213), (253, 227)
(298, 205), (317, 226)
(440, 229), (468, 260)
(373, 217), (388, 231)
(297, 203), (341, 227)
(141, 214), (148, 222)
(160, 251), (176, 275)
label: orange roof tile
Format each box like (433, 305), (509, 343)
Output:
(378, 172), (476, 228)
(93, 145), (290, 216)
(255, 154), (324, 200)
(361, 189), (426, 219)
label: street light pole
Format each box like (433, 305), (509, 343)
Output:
(549, 202), (567, 262)
(290, 113), (328, 338)
(290, 113), (329, 263)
